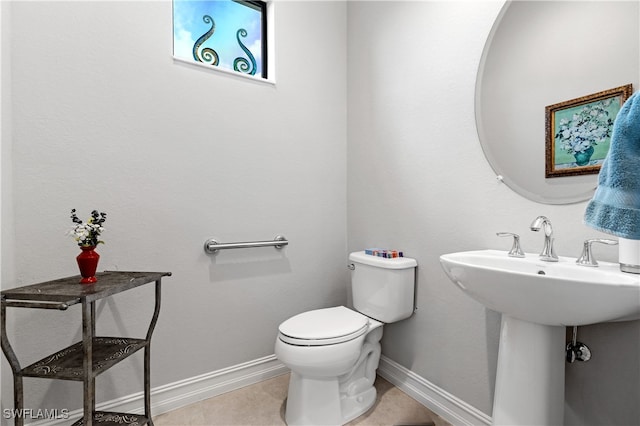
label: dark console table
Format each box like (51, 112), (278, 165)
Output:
(1, 271), (171, 426)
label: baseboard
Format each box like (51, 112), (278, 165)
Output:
(27, 354), (289, 426)
(377, 355), (492, 426)
(146, 354), (289, 417)
(26, 354), (490, 426)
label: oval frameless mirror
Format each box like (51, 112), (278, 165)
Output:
(476, 1), (639, 204)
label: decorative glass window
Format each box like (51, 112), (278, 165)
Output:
(173, 0), (267, 79)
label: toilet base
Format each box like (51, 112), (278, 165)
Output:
(283, 326), (383, 426)
(284, 373), (377, 426)
(340, 382), (377, 424)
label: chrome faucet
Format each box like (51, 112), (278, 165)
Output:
(576, 238), (618, 267)
(530, 216), (558, 262)
(496, 232), (525, 258)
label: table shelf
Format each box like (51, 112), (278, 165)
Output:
(71, 410), (150, 426)
(21, 337), (147, 380)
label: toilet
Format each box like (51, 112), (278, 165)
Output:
(275, 251), (417, 425)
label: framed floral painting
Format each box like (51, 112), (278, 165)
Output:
(545, 84), (632, 178)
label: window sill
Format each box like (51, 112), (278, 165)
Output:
(173, 56), (276, 86)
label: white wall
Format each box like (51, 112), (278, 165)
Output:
(347, 1), (639, 425)
(2, 0), (347, 416)
(2, 1), (639, 426)
(0, 0), (5, 413)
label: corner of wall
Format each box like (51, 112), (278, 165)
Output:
(1, 2), (14, 421)
(0, 0), (14, 293)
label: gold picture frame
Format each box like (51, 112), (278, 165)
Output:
(545, 84), (632, 178)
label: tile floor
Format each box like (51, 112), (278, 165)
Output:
(153, 374), (451, 426)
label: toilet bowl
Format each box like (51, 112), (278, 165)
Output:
(275, 306), (383, 426)
(275, 251), (417, 426)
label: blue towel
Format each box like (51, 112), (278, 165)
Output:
(584, 91), (640, 239)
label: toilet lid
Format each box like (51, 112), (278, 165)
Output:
(278, 306), (369, 345)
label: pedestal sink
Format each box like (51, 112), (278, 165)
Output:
(439, 249), (640, 425)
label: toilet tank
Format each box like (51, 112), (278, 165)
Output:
(349, 251), (417, 323)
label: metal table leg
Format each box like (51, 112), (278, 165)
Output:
(144, 280), (162, 426)
(1, 297), (24, 426)
(82, 300), (95, 426)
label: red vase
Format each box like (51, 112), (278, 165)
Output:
(76, 246), (100, 284)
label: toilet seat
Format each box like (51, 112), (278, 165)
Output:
(278, 306), (370, 346)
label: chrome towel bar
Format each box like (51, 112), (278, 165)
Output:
(204, 235), (288, 254)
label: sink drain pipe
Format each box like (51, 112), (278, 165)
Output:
(566, 326), (591, 363)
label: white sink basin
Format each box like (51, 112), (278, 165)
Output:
(440, 249), (640, 326)
(440, 249), (640, 425)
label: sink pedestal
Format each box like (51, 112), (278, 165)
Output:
(493, 316), (565, 425)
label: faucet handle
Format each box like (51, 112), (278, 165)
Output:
(576, 238), (618, 267)
(497, 232), (525, 258)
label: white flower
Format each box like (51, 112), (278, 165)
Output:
(555, 99), (614, 154)
(69, 209), (107, 247)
